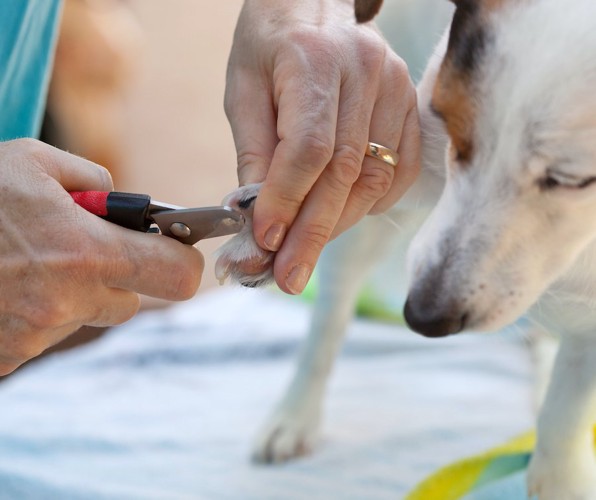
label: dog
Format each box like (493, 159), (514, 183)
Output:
(216, 0), (596, 497)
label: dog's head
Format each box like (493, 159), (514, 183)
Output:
(405, 0), (596, 337)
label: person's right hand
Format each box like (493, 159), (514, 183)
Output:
(0, 139), (204, 375)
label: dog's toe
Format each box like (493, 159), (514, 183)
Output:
(214, 250), (274, 287)
(251, 411), (320, 464)
(215, 183), (277, 287)
(527, 447), (596, 500)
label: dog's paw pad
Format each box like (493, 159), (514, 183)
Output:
(214, 250), (274, 288)
(215, 183), (275, 287)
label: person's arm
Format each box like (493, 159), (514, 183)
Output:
(0, 139), (203, 375)
(225, 0), (420, 294)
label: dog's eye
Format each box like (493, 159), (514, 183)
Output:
(540, 171), (596, 190)
(429, 103), (445, 121)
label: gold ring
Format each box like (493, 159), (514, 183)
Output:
(365, 142), (399, 167)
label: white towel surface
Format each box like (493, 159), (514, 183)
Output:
(0, 288), (534, 499)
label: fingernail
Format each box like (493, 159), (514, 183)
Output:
(264, 224), (286, 251)
(285, 264), (312, 295)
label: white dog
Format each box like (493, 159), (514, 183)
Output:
(216, 0), (596, 497)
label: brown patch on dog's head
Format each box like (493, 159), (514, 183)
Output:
(433, 0), (486, 163)
(432, 68), (476, 163)
(433, 0), (517, 163)
(354, 0), (384, 23)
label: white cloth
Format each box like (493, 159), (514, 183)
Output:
(0, 288), (534, 499)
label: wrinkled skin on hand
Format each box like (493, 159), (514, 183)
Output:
(0, 139), (204, 375)
(225, 0), (420, 294)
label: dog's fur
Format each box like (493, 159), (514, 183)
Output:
(216, 1), (596, 497)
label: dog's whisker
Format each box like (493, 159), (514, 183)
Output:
(379, 213), (404, 233)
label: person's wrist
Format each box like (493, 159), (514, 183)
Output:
(241, 0), (354, 24)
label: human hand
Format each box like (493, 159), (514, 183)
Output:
(225, 0), (420, 294)
(0, 139), (203, 375)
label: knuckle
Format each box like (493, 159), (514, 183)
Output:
(11, 136), (42, 151)
(223, 89), (236, 121)
(355, 31), (386, 64)
(26, 299), (71, 331)
(95, 164), (114, 190)
(292, 134), (335, 173)
(387, 53), (410, 79)
(236, 151), (268, 180)
(265, 188), (304, 215)
(299, 222), (332, 251)
(287, 29), (335, 58)
(8, 137), (47, 165)
(0, 333), (46, 366)
(166, 251), (203, 301)
(356, 162), (395, 200)
(350, 31), (391, 77)
(112, 294), (141, 325)
(0, 362), (19, 376)
(15, 343), (45, 364)
(384, 56), (414, 95)
(328, 144), (363, 189)
(68, 242), (111, 285)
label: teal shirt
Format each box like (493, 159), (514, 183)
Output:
(0, 0), (62, 140)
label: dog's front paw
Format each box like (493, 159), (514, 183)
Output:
(215, 183), (275, 288)
(527, 446), (596, 500)
(251, 405), (321, 464)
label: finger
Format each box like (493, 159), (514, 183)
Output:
(269, 70), (380, 294)
(0, 319), (93, 375)
(91, 221), (205, 301)
(0, 287), (141, 376)
(251, 65), (341, 252)
(225, 70), (278, 186)
(332, 58), (416, 236)
(74, 287), (141, 328)
(270, 187), (338, 295)
(29, 289), (140, 350)
(0, 359), (23, 376)
(0, 319), (81, 375)
(32, 140), (114, 191)
(369, 97), (420, 214)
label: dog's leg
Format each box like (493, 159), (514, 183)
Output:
(251, 213), (401, 463)
(527, 335), (596, 500)
(528, 326), (560, 414)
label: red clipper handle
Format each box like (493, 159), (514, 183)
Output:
(70, 191), (110, 217)
(70, 191), (153, 232)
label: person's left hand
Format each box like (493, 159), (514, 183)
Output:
(225, 0), (420, 294)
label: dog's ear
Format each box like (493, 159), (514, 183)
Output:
(354, 0), (384, 23)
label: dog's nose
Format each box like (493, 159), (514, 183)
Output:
(403, 297), (467, 338)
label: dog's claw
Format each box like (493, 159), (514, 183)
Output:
(215, 258), (231, 286)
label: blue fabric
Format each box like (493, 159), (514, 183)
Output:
(461, 471), (528, 500)
(0, 288), (534, 499)
(0, 0), (62, 140)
